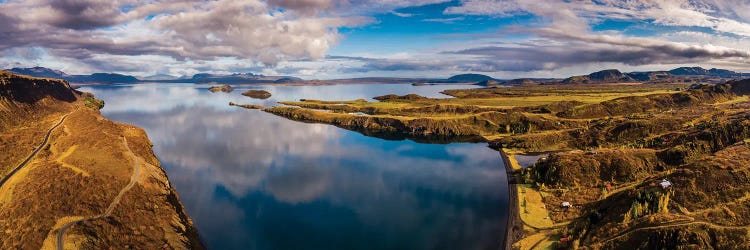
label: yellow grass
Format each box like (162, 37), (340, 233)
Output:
(534, 236), (559, 250)
(434, 90), (678, 107)
(505, 152), (523, 171)
(0, 161), (37, 205)
(53, 145), (91, 177)
(294, 90), (678, 110)
(712, 95), (749, 106)
(514, 231), (559, 250)
(519, 185), (554, 228)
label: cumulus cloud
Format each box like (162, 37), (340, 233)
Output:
(149, 0), (369, 64)
(0, 0), (369, 68)
(447, 0), (750, 37)
(2, 0), (750, 78)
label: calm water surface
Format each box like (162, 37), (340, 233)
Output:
(81, 83), (508, 250)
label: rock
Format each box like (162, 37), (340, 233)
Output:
(373, 94), (427, 101)
(242, 90), (272, 99)
(207, 84), (233, 93)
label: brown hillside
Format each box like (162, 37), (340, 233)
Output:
(0, 72), (203, 249)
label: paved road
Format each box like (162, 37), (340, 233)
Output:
(500, 151), (523, 250)
(56, 137), (141, 250)
(0, 114), (69, 188)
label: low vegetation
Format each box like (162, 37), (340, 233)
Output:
(0, 72), (203, 249)
(261, 78), (750, 249)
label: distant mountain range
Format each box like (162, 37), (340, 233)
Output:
(424, 66), (749, 86)
(167, 73), (304, 84)
(4, 66), (748, 85)
(559, 67), (749, 85)
(4, 67), (302, 84)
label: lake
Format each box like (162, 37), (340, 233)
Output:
(80, 83), (509, 250)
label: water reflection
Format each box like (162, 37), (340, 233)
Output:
(81, 83), (507, 250)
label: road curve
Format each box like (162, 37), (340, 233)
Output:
(0, 114), (69, 188)
(56, 137), (141, 250)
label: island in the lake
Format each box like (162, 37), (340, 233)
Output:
(0, 71), (203, 249)
(207, 84), (233, 93)
(257, 68), (750, 249)
(242, 89), (272, 99)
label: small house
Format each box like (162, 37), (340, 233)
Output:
(561, 201), (572, 208)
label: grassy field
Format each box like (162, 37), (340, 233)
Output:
(285, 85), (681, 110)
(267, 83), (697, 144)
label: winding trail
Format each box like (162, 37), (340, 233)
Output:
(56, 137), (141, 250)
(0, 114), (69, 188)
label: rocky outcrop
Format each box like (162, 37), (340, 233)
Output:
(207, 84), (233, 93)
(563, 69), (635, 84)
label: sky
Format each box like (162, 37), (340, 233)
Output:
(1, 0), (749, 79)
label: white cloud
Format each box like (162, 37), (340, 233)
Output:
(2, 0), (750, 78)
(0, 0), (370, 69)
(390, 11), (414, 17)
(447, 0), (750, 37)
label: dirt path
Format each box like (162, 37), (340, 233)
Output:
(0, 114), (69, 188)
(56, 137), (141, 250)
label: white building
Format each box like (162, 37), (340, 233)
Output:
(660, 179), (672, 189)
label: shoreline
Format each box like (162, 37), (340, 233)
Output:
(70, 81), (481, 88)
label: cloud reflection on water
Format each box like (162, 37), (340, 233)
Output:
(83, 83), (507, 250)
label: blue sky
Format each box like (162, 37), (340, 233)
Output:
(1, 0), (749, 79)
(332, 2), (535, 55)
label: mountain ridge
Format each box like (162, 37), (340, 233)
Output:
(7, 66), (749, 85)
